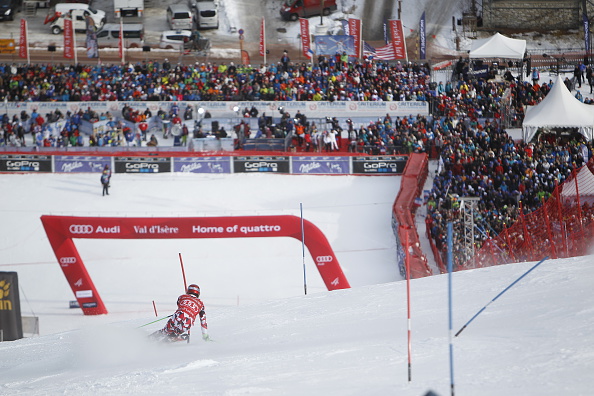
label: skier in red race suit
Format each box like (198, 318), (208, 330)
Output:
(151, 284), (210, 342)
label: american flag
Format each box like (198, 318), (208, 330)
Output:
(363, 41), (396, 60)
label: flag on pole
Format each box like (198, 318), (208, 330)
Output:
(363, 41), (396, 60)
(348, 18), (362, 59)
(419, 11), (426, 60)
(19, 19), (28, 61)
(299, 18), (312, 59)
(584, 13), (590, 54)
(64, 18), (74, 59)
(389, 19), (407, 60)
(85, 15), (98, 58)
(118, 18), (124, 63)
(259, 17), (266, 58)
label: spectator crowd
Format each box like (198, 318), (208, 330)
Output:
(1, 57), (593, 266)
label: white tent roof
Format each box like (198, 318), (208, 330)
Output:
(522, 76), (594, 141)
(469, 32), (527, 59)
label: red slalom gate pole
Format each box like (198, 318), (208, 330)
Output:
(405, 230), (412, 382)
(152, 300), (158, 317)
(179, 253), (188, 291)
(179, 253), (190, 343)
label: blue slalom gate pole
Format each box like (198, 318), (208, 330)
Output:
(455, 255), (549, 337)
(300, 203), (307, 295)
(447, 222), (455, 396)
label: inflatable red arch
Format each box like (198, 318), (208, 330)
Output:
(41, 215), (350, 315)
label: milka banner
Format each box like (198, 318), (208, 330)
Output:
(0, 100), (428, 120)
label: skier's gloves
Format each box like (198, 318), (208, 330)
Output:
(202, 333), (210, 341)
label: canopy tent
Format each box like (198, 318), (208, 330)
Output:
(522, 76), (594, 141)
(469, 32), (527, 60)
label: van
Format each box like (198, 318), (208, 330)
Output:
(193, 0), (218, 30)
(166, 4), (193, 31)
(114, 0), (143, 18)
(47, 4), (106, 34)
(280, 0), (337, 21)
(96, 23), (144, 48)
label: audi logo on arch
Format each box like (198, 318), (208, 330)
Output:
(316, 256), (333, 265)
(69, 225), (94, 234)
(59, 257), (76, 265)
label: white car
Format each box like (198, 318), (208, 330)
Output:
(159, 30), (193, 50)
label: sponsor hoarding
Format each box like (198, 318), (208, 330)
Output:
(173, 157), (231, 173)
(292, 156), (350, 174)
(233, 156), (290, 173)
(54, 156), (111, 173)
(0, 155), (52, 172)
(352, 156), (408, 174)
(114, 157), (171, 173)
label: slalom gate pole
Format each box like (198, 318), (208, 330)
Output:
(179, 253), (188, 290)
(300, 203), (307, 295)
(137, 314), (172, 328)
(178, 253), (190, 343)
(152, 300), (158, 317)
(455, 256), (549, 337)
(447, 222), (455, 396)
(405, 229), (412, 382)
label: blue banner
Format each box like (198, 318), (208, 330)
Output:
(420, 11), (426, 60)
(584, 13), (590, 54)
(314, 35), (356, 56)
(173, 157), (231, 173)
(292, 156), (350, 174)
(55, 156), (111, 173)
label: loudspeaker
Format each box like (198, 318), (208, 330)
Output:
(211, 120), (219, 132)
(142, 45), (150, 52)
(48, 45), (56, 52)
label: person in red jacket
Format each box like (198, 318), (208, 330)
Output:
(151, 284), (209, 342)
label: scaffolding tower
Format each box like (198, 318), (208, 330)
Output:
(459, 197), (480, 266)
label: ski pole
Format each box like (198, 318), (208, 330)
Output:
(455, 256), (549, 337)
(137, 314), (172, 328)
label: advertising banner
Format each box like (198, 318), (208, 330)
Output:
(0, 272), (22, 341)
(18, 19), (27, 59)
(259, 17), (266, 57)
(299, 18), (312, 59)
(388, 19), (407, 60)
(54, 156), (111, 173)
(64, 18), (74, 59)
(41, 215), (351, 315)
(352, 155), (408, 174)
(419, 12), (426, 60)
(314, 35), (355, 57)
(292, 156), (350, 174)
(173, 157), (231, 173)
(348, 18), (362, 59)
(233, 156), (290, 173)
(0, 39), (16, 54)
(0, 155), (52, 173)
(114, 157), (171, 173)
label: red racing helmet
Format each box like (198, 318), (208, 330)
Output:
(187, 284), (200, 297)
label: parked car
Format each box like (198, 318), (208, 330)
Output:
(166, 4), (193, 31)
(0, 0), (20, 21)
(96, 23), (144, 48)
(280, 0), (337, 21)
(46, 4), (106, 34)
(159, 29), (210, 52)
(190, 0), (218, 30)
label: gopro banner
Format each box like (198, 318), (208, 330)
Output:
(114, 157), (171, 173)
(352, 156), (408, 174)
(292, 156), (350, 174)
(173, 157), (231, 173)
(233, 156), (290, 173)
(55, 156), (111, 173)
(0, 155), (52, 173)
(0, 272), (23, 341)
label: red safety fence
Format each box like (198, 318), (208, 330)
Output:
(462, 157), (594, 269)
(392, 153), (432, 279)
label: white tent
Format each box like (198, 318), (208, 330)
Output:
(522, 76), (594, 141)
(469, 32), (527, 60)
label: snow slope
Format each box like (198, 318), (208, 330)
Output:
(1, 172), (594, 395)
